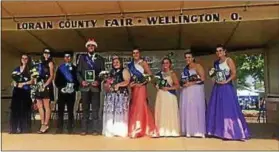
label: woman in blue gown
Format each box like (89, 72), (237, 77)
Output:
(206, 44), (250, 141)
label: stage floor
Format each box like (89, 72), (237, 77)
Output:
(1, 132), (278, 150)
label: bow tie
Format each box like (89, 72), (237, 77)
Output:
(65, 63), (71, 66)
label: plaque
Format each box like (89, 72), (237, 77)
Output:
(215, 71), (226, 82)
(85, 70), (95, 82)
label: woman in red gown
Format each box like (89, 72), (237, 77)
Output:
(127, 48), (159, 138)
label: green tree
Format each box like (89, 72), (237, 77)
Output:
(232, 53), (264, 90)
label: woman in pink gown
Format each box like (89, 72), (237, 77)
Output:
(127, 48), (159, 138)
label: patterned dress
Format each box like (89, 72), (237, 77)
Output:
(102, 68), (130, 137)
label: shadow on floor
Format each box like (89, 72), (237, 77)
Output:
(1, 119), (278, 140)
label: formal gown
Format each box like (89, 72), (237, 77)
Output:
(180, 68), (206, 137)
(127, 60), (159, 138)
(155, 71), (180, 137)
(10, 67), (32, 133)
(206, 58), (250, 140)
(103, 68), (130, 137)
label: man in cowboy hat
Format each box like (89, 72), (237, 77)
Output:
(76, 39), (105, 135)
(54, 51), (79, 134)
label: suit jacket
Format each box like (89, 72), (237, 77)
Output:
(76, 53), (105, 92)
(54, 63), (79, 93)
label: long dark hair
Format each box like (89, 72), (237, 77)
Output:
(20, 54), (32, 76)
(41, 54), (53, 63)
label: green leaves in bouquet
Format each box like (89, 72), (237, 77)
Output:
(30, 60), (42, 79)
(11, 71), (24, 83)
(153, 75), (168, 89)
(208, 68), (217, 78)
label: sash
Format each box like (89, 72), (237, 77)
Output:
(156, 71), (176, 96)
(214, 60), (220, 70)
(127, 61), (144, 79)
(59, 64), (74, 82)
(38, 63), (44, 77)
(84, 54), (96, 69)
(182, 65), (190, 78)
(182, 66), (204, 85)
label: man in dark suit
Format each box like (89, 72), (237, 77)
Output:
(54, 52), (79, 134)
(76, 39), (105, 135)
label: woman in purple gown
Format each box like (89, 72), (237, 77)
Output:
(180, 52), (206, 138)
(206, 44), (250, 140)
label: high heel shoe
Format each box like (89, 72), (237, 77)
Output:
(37, 124), (49, 134)
(41, 124), (49, 133)
(37, 124), (44, 134)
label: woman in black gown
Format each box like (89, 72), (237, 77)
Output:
(10, 54), (33, 134)
(35, 49), (55, 133)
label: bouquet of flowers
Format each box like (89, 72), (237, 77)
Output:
(209, 67), (217, 78)
(179, 76), (188, 87)
(131, 74), (153, 84)
(153, 75), (168, 89)
(30, 59), (42, 79)
(180, 74), (201, 86)
(99, 70), (110, 82)
(99, 70), (117, 92)
(188, 74), (200, 82)
(11, 71), (24, 83)
(29, 60), (45, 101)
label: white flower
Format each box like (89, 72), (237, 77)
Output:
(209, 68), (216, 76)
(69, 66), (73, 71)
(154, 75), (161, 79)
(100, 71), (109, 75)
(12, 71), (19, 75)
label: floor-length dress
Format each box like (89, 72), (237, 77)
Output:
(10, 67), (32, 133)
(102, 69), (130, 137)
(180, 69), (205, 137)
(155, 71), (180, 137)
(206, 58), (250, 140)
(128, 60), (159, 138)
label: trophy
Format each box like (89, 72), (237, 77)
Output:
(215, 70), (226, 82)
(61, 83), (75, 93)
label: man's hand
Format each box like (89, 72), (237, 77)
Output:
(91, 81), (99, 87)
(82, 81), (89, 87)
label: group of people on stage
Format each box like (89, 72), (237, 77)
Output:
(9, 38), (250, 141)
